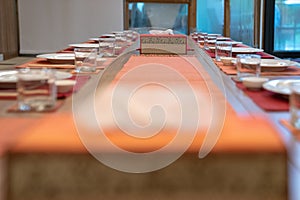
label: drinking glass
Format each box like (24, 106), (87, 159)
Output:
(290, 82), (300, 129)
(215, 41), (232, 61)
(17, 68), (57, 111)
(236, 54), (261, 82)
(99, 38), (116, 57)
(74, 47), (98, 72)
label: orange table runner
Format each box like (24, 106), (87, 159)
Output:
(10, 111), (284, 154)
(8, 55), (285, 155)
(0, 117), (40, 156)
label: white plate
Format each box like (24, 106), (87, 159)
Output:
(207, 40), (216, 44)
(207, 33), (221, 37)
(210, 40), (242, 46)
(101, 34), (116, 38)
(90, 37), (116, 42)
(112, 31), (124, 34)
(0, 71), (18, 83)
(37, 53), (74, 60)
(0, 70), (72, 83)
(37, 53), (75, 64)
(263, 79), (300, 95)
(69, 43), (99, 48)
(231, 59), (296, 72)
(232, 47), (264, 53)
(260, 59), (292, 72)
(89, 38), (100, 41)
(216, 37), (231, 41)
(262, 59), (298, 66)
(221, 41), (242, 45)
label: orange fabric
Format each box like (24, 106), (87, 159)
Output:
(10, 111), (284, 154)
(0, 117), (39, 156)
(10, 55), (285, 154)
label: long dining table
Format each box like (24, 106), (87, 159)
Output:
(0, 36), (299, 200)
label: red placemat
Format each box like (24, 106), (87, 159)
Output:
(235, 82), (289, 111)
(205, 49), (215, 58)
(58, 47), (74, 53)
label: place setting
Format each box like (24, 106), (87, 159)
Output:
(15, 53), (76, 69)
(0, 67), (92, 113)
(192, 32), (271, 59)
(214, 54), (300, 76)
(230, 54), (300, 112)
(16, 51), (108, 73)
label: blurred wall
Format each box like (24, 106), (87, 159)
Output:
(18, 0), (123, 54)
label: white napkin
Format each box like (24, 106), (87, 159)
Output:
(149, 29), (174, 35)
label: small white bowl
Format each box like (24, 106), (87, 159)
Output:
(55, 80), (76, 93)
(242, 77), (269, 90)
(220, 57), (234, 65)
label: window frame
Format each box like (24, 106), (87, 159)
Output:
(124, 0), (196, 34)
(263, 0), (300, 58)
(124, 0), (261, 48)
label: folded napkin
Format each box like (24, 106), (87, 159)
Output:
(149, 29), (174, 35)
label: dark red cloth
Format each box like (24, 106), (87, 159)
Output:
(57, 75), (90, 99)
(235, 82), (289, 111)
